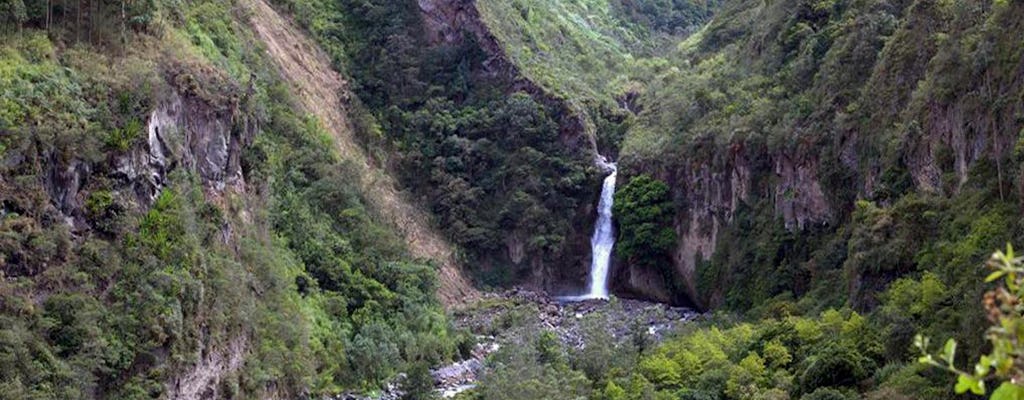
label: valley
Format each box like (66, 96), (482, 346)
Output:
(2, 0), (1024, 399)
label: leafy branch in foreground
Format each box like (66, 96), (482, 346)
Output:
(916, 244), (1024, 399)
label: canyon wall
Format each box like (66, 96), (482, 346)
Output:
(614, 0), (1024, 309)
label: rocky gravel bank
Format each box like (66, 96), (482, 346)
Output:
(333, 288), (701, 399)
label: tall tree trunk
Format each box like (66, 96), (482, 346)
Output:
(120, 0), (127, 54)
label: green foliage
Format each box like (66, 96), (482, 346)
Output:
(476, 330), (593, 400)
(0, 2), (460, 398)
(271, 0), (596, 283)
(917, 245), (1024, 398)
(617, 0), (1024, 318)
(401, 361), (438, 400)
(613, 174), (676, 271)
(576, 310), (890, 399)
(610, 0), (722, 36)
(257, 88), (456, 392)
(104, 118), (144, 151)
(800, 387), (857, 400)
(638, 353), (683, 389)
(0, 0), (27, 31)
(476, 0), (717, 103)
(797, 343), (873, 393)
(3, 0), (160, 46)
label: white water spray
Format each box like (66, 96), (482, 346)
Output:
(561, 157), (617, 301)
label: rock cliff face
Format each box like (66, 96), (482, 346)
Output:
(416, 0), (1024, 310)
(614, 143), (831, 308)
(46, 87), (250, 237)
(120, 90), (249, 203)
(30, 77), (253, 397)
(614, 114), (1020, 309)
(613, 0), (1024, 310)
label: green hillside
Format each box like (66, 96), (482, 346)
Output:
(0, 1), (462, 398)
(466, 0), (1024, 398)
(4, 0), (1024, 398)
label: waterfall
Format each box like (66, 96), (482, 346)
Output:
(586, 159), (617, 299)
(561, 157), (617, 301)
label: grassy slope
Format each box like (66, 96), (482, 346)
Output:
(475, 0), (718, 103)
(476, 0), (645, 101)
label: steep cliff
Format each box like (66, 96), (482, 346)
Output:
(614, 0), (1024, 310)
(0, 1), (471, 397)
(415, 0), (601, 292)
(268, 0), (614, 293)
(411, 0), (725, 295)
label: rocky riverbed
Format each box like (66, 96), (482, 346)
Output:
(435, 288), (701, 397)
(333, 288), (701, 399)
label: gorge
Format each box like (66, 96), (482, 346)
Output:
(3, 0), (1024, 398)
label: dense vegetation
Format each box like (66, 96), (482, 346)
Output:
(447, 250), (1024, 400)
(0, 1), (463, 397)
(475, 0), (720, 153)
(612, 174), (676, 274)
(607, 0), (1022, 397)
(476, 0), (719, 100)
(458, 0), (1024, 398)
(4, 0), (1024, 398)
(272, 0), (600, 286)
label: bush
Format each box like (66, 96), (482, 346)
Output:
(797, 344), (873, 393)
(104, 119), (144, 151)
(639, 353), (683, 389)
(613, 174), (677, 271)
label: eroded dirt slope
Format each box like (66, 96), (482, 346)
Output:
(243, 0), (477, 306)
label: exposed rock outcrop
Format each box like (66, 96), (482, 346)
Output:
(166, 336), (248, 400)
(614, 140), (835, 309)
(41, 82), (249, 237)
(112, 90), (250, 209)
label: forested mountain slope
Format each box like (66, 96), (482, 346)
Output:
(273, 0), (611, 292)
(461, 0), (1024, 398)
(4, 0), (1024, 398)
(242, 0), (476, 306)
(615, 0), (1024, 315)
(473, 0), (720, 153)
(0, 0), (472, 398)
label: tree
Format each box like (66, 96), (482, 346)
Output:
(1, 0), (27, 33)
(613, 174), (677, 272)
(916, 244), (1024, 399)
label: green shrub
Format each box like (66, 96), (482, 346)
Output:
(613, 174), (677, 271)
(639, 353), (683, 389)
(104, 118), (144, 151)
(796, 344), (873, 393)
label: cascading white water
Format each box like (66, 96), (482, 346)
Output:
(560, 157), (617, 301)
(585, 159), (617, 299)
